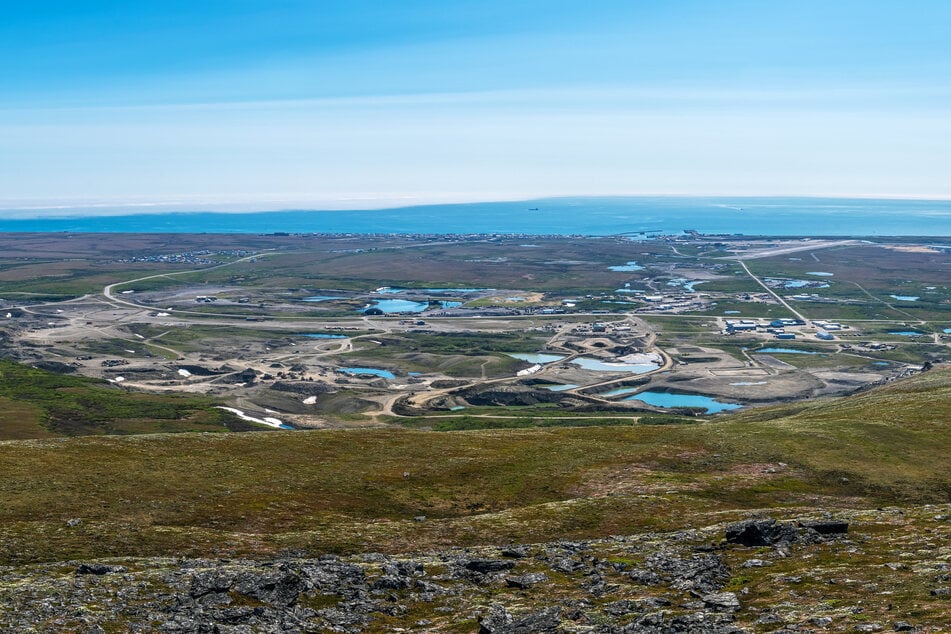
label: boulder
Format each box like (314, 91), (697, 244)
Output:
(725, 518), (799, 546)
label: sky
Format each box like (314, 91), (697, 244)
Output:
(2, 0), (951, 213)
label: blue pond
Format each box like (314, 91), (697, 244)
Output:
(756, 348), (819, 355)
(608, 261), (644, 272)
(807, 271), (834, 276)
(302, 333), (348, 339)
(889, 331), (925, 336)
(944, 328), (951, 334)
(337, 367), (395, 379)
(363, 299), (460, 313)
(890, 295), (920, 301)
(624, 391), (742, 414)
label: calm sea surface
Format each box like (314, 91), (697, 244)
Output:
(2, 197), (950, 236)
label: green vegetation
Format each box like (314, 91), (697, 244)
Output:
(0, 360), (260, 438)
(0, 367), (948, 565)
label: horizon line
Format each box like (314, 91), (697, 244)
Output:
(3, 192), (951, 219)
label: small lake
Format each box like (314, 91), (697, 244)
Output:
(302, 333), (348, 339)
(337, 367), (395, 379)
(608, 261), (644, 271)
(302, 295), (344, 302)
(602, 386), (641, 397)
(362, 299), (460, 313)
(723, 310), (741, 314)
(624, 391), (742, 414)
(944, 328), (951, 334)
(807, 271), (834, 276)
(571, 357), (659, 373)
(888, 331), (925, 336)
(508, 353), (565, 364)
(783, 280), (829, 289)
(756, 348), (819, 355)
(890, 295), (919, 301)
(540, 383), (578, 392)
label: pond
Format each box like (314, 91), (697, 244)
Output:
(507, 353), (565, 364)
(608, 261), (644, 271)
(756, 348), (819, 355)
(807, 271), (834, 276)
(889, 295), (919, 301)
(623, 391), (742, 414)
(337, 367), (395, 379)
(602, 386), (641, 397)
(888, 331), (925, 336)
(302, 333), (348, 339)
(783, 280), (829, 289)
(571, 357), (659, 373)
(944, 328), (951, 334)
(540, 383), (578, 392)
(362, 299), (460, 313)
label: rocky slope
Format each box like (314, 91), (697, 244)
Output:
(2, 510), (948, 633)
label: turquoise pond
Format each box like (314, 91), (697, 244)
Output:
(507, 353), (565, 364)
(540, 384), (578, 392)
(302, 333), (348, 339)
(337, 367), (395, 379)
(362, 299), (461, 313)
(889, 331), (925, 336)
(889, 295), (920, 301)
(756, 348), (819, 355)
(945, 328), (951, 334)
(608, 261), (644, 272)
(807, 271), (834, 276)
(623, 391), (742, 414)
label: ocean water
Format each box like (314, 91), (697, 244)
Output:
(4, 196), (951, 235)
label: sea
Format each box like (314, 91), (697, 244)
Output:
(2, 196), (951, 236)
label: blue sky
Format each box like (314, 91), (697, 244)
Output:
(2, 0), (950, 212)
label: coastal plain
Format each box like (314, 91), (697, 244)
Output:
(0, 232), (948, 433)
(0, 230), (950, 632)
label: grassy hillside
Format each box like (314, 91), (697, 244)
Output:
(0, 368), (948, 566)
(0, 359), (260, 438)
